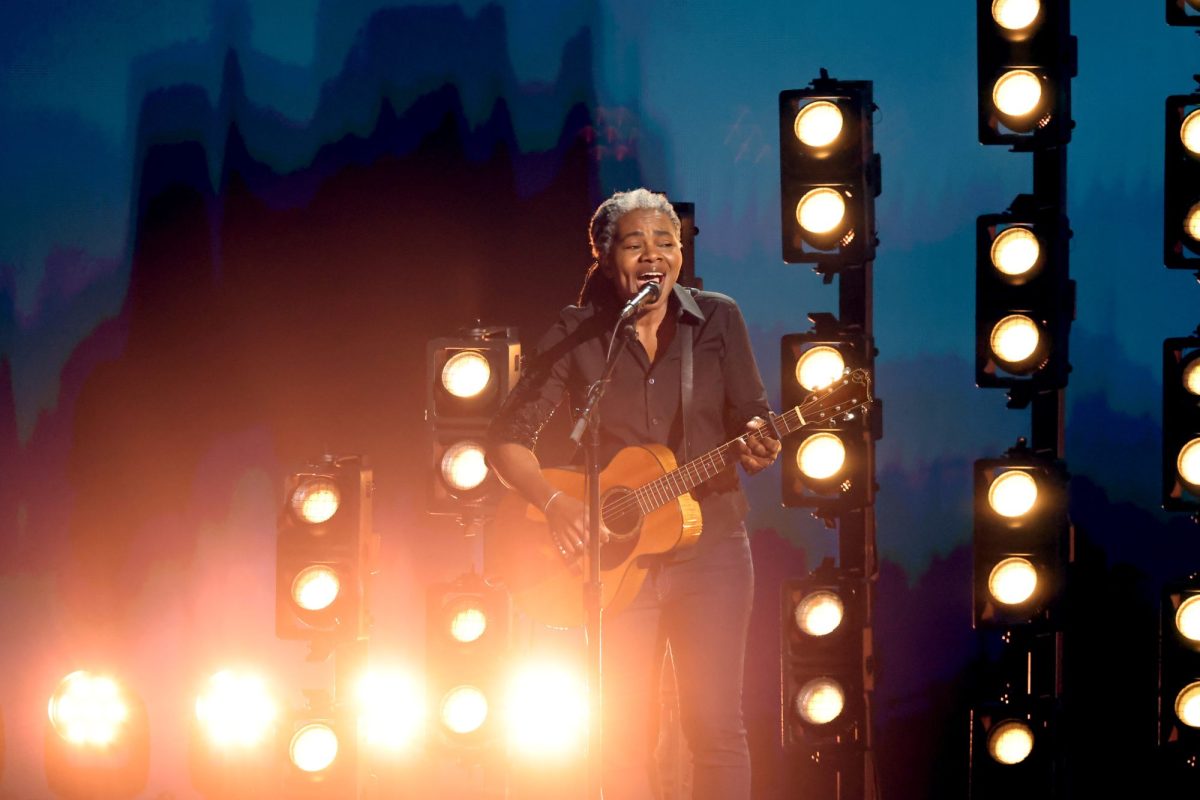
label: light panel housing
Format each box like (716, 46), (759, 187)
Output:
(1166, 95), (1200, 269)
(1163, 337), (1200, 513)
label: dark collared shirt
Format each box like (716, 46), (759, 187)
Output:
(488, 284), (770, 540)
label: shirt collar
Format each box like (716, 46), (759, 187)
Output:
(672, 283), (705, 323)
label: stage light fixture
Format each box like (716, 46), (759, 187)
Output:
(973, 447), (1070, 628)
(276, 455), (375, 660)
(781, 561), (865, 752)
(977, 0), (1074, 148)
(976, 199), (1073, 393)
(1168, 0), (1200, 26)
(426, 573), (511, 750)
(1163, 337), (1200, 513)
(44, 671), (149, 800)
(427, 326), (521, 517)
(356, 670), (424, 752)
(970, 701), (1057, 796)
(280, 693), (360, 796)
(779, 74), (880, 269)
(1167, 95), (1200, 268)
(780, 322), (879, 511)
(194, 670), (277, 748)
(1160, 577), (1200, 778)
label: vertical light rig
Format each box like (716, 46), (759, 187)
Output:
(1159, 5), (1200, 785)
(778, 71), (882, 799)
(971, 1), (1076, 796)
(275, 454), (375, 796)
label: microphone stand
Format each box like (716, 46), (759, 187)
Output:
(569, 318), (637, 800)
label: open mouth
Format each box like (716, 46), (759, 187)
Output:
(637, 272), (664, 287)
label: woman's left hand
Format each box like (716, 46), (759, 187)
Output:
(736, 416), (781, 475)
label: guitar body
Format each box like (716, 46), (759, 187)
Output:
(486, 443), (702, 628)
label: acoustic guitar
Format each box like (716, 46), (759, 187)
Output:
(485, 369), (873, 627)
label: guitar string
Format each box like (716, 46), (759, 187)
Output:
(596, 376), (867, 521)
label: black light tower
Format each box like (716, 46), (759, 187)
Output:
(971, 1), (1076, 797)
(778, 69), (882, 799)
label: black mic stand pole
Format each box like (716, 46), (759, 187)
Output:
(570, 321), (636, 800)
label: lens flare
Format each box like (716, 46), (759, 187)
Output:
(796, 188), (846, 235)
(794, 101), (844, 148)
(795, 346), (845, 392)
(441, 441), (489, 492)
(988, 557), (1038, 605)
(292, 479), (340, 524)
(1182, 110), (1200, 157)
(794, 590), (845, 637)
(292, 565), (341, 612)
(796, 433), (846, 480)
(48, 671), (129, 746)
(442, 351), (492, 399)
(987, 470), (1038, 518)
(195, 670), (277, 748)
(1176, 596), (1200, 643)
(990, 315), (1041, 366)
(795, 678), (845, 726)
(992, 70), (1042, 118)
(988, 720), (1034, 764)
(990, 227), (1041, 277)
(507, 664), (588, 756)
(357, 670), (424, 751)
(290, 723), (339, 772)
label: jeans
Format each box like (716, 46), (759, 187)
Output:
(601, 531), (754, 800)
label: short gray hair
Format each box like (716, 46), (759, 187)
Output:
(588, 188), (681, 262)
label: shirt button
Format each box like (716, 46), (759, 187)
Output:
(651, 418), (659, 426)
(648, 378), (655, 385)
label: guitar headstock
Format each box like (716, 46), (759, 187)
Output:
(798, 369), (873, 425)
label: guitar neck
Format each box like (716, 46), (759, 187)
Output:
(634, 404), (809, 514)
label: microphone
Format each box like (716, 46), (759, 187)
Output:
(618, 282), (662, 320)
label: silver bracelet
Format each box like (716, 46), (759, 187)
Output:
(541, 490), (564, 515)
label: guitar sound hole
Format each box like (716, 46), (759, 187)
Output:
(601, 487), (642, 542)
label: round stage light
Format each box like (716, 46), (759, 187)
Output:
(796, 188), (846, 236)
(1182, 110), (1200, 157)
(441, 686), (489, 735)
(290, 723), (338, 773)
(1178, 439), (1200, 488)
(442, 351), (492, 399)
(291, 479), (340, 524)
(794, 101), (844, 148)
(292, 566), (341, 612)
(988, 720), (1034, 765)
(195, 670), (277, 748)
(796, 433), (846, 480)
(448, 600), (488, 644)
(988, 470), (1038, 518)
(990, 315), (1041, 367)
(48, 671), (129, 746)
(795, 678), (845, 726)
(794, 590), (845, 637)
(988, 558), (1038, 605)
(441, 441), (489, 492)
(1186, 202), (1200, 244)
(1183, 357), (1200, 396)
(992, 70), (1042, 119)
(1176, 596), (1200, 643)
(1176, 682), (1200, 728)
(991, 0), (1041, 32)
(991, 227), (1041, 278)
(796, 346), (845, 392)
